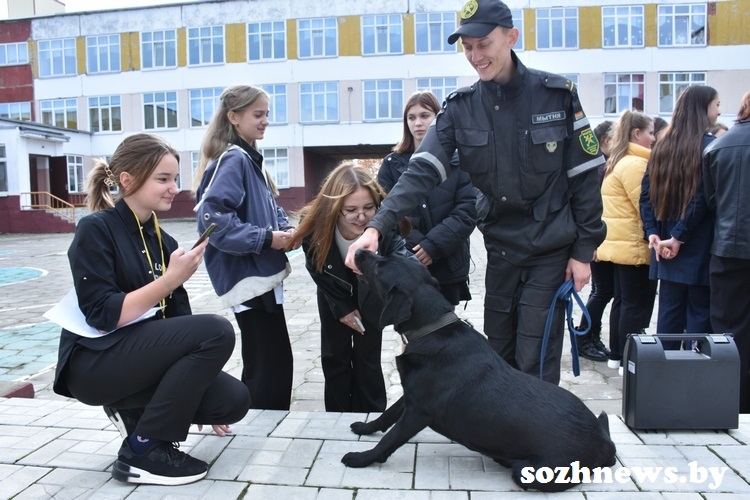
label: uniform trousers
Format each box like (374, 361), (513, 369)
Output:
(657, 280), (711, 350)
(234, 305), (293, 411)
(64, 314), (251, 442)
(709, 255), (750, 413)
(482, 244), (567, 385)
(317, 290), (386, 413)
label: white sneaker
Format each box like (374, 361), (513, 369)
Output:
(618, 366), (624, 376)
(607, 359), (620, 370)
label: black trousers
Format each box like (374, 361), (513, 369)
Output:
(710, 255), (750, 413)
(657, 280), (711, 350)
(317, 290), (386, 413)
(234, 305), (293, 411)
(580, 259), (615, 340)
(483, 245), (567, 385)
(609, 264), (657, 360)
(65, 314), (251, 442)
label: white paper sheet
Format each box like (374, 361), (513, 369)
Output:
(43, 288), (159, 338)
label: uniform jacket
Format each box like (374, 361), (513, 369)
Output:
(377, 151), (476, 285)
(54, 199), (191, 397)
(703, 119), (750, 259)
(598, 143), (651, 266)
(640, 134), (715, 285)
(367, 51), (605, 266)
(195, 144), (292, 308)
(302, 227), (412, 326)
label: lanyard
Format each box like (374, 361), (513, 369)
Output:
(131, 208), (167, 318)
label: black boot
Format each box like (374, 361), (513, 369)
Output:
(576, 331), (608, 362)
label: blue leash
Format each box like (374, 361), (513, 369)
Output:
(539, 279), (591, 380)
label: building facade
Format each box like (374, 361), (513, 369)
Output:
(1, 0), (749, 232)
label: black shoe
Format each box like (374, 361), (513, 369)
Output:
(592, 338), (611, 358)
(104, 407), (142, 439)
(577, 337), (608, 361)
(111, 439), (208, 485)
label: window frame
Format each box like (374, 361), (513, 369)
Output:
(67, 154), (84, 193)
(143, 91), (179, 130)
(261, 84), (288, 125)
(187, 25), (225, 66)
(602, 5), (645, 48)
(247, 20), (287, 61)
(88, 95), (122, 133)
(0, 144), (7, 193)
(260, 147), (290, 189)
(141, 29), (177, 70)
(0, 42), (29, 66)
(414, 12), (456, 54)
(37, 38), (77, 78)
(362, 14), (403, 56)
(299, 81), (339, 124)
(536, 7), (579, 51)
(86, 34), (121, 74)
(188, 88), (223, 128)
(603, 73), (646, 115)
(297, 17), (338, 59)
(415, 77), (458, 105)
(40, 98), (78, 129)
(511, 9), (524, 51)
(658, 4), (707, 47)
(658, 72), (706, 113)
(0, 102), (32, 121)
(363, 79), (404, 122)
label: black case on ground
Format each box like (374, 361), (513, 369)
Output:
(622, 333), (739, 430)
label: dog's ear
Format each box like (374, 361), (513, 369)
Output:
(380, 284), (413, 327)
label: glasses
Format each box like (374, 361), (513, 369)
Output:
(340, 206), (377, 222)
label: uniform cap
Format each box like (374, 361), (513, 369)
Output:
(447, 0), (514, 45)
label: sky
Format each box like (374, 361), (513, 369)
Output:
(61, 0), (194, 13)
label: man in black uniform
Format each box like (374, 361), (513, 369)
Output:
(345, 0), (606, 384)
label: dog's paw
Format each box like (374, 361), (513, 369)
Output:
(350, 421), (376, 435)
(341, 451), (375, 468)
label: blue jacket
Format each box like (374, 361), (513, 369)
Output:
(639, 133), (715, 285)
(195, 144), (292, 308)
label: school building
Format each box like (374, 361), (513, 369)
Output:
(0, 0), (748, 232)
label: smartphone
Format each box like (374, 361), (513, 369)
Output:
(192, 223), (217, 249)
(353, 316), (365, 333)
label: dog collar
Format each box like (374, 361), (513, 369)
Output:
(399, 312), (461, 344)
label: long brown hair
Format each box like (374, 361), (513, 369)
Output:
(393, 91), (441, 155)
(85, 133), (178, 212)
(737, 89), (750, 122)
(648, 85), (718, 220)
(605, 110), (653, 176)
(288, 163), (386, 273)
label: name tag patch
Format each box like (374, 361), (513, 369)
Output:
(532, 111), (566, 124)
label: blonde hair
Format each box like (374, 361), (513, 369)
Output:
(605, 110), (653, 176)
(85, 133), (178, 212)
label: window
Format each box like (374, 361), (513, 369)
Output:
(415, 12), (456, 53)
(0, 42), (29, 66)
(189, 88), (222, 127)
(40, 98), (78, 128)
(0, 144), (6, 192)
(38, 38), (76, 77)
(416, 77), (458, 104)
(362, 14), (402, 55)
(188, 26), (225, 65)
(262, 84), (288, 124)
(536, 8), (578, 50)
(299, 82), (338, 123)
(604, 73), (645, 114)
(364, 80), (403, 121)
(248, 21), (286, 61)
(260, 148), (289, 189)
(141, 30), (177, 69)
(86, 34), (120, 74)
(67, 154), (84, 193)
(603, 5), (644, 48)
(511, 9), (524, 51)
(143, 91), (178, 130)
(659, 72), (706, 113)
(298, 18), (337, 58)
(0, 102), (31, 121)
(658, 4), (706, 47)
(88, 95), (122, 132)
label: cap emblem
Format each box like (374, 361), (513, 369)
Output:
(460, 0), (479, 20)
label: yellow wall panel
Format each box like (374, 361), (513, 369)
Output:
(225, 23), (246, 63)
(644, 4), (657, 47)
(177, 28), (186, 67)
(712, 0), (750, 45)
(524, 9), (536, 51)
(403, 13), (414, 55)
(29, 39), (38, 78)
(338, 16), (360, 57)
(120, 32), (140, 71)
(579, 7), (601, 49)
(76, 36), (85, 75)
(287, 19), (297, 60)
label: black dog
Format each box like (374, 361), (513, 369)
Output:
(342, 250), (617, 492)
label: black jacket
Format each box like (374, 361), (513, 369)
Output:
(703, 119), (750, 259)
(303, 227), (413, 326)
(378, 151), (476, 285)
(368, 51), (606, 266)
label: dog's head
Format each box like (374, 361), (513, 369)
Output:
(355, 249), (447, 329)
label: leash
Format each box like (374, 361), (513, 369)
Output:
(539, 279), (591, 380)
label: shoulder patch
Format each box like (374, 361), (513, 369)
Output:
(542, 74), (576, 94)
(446, 85), (475, 101)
